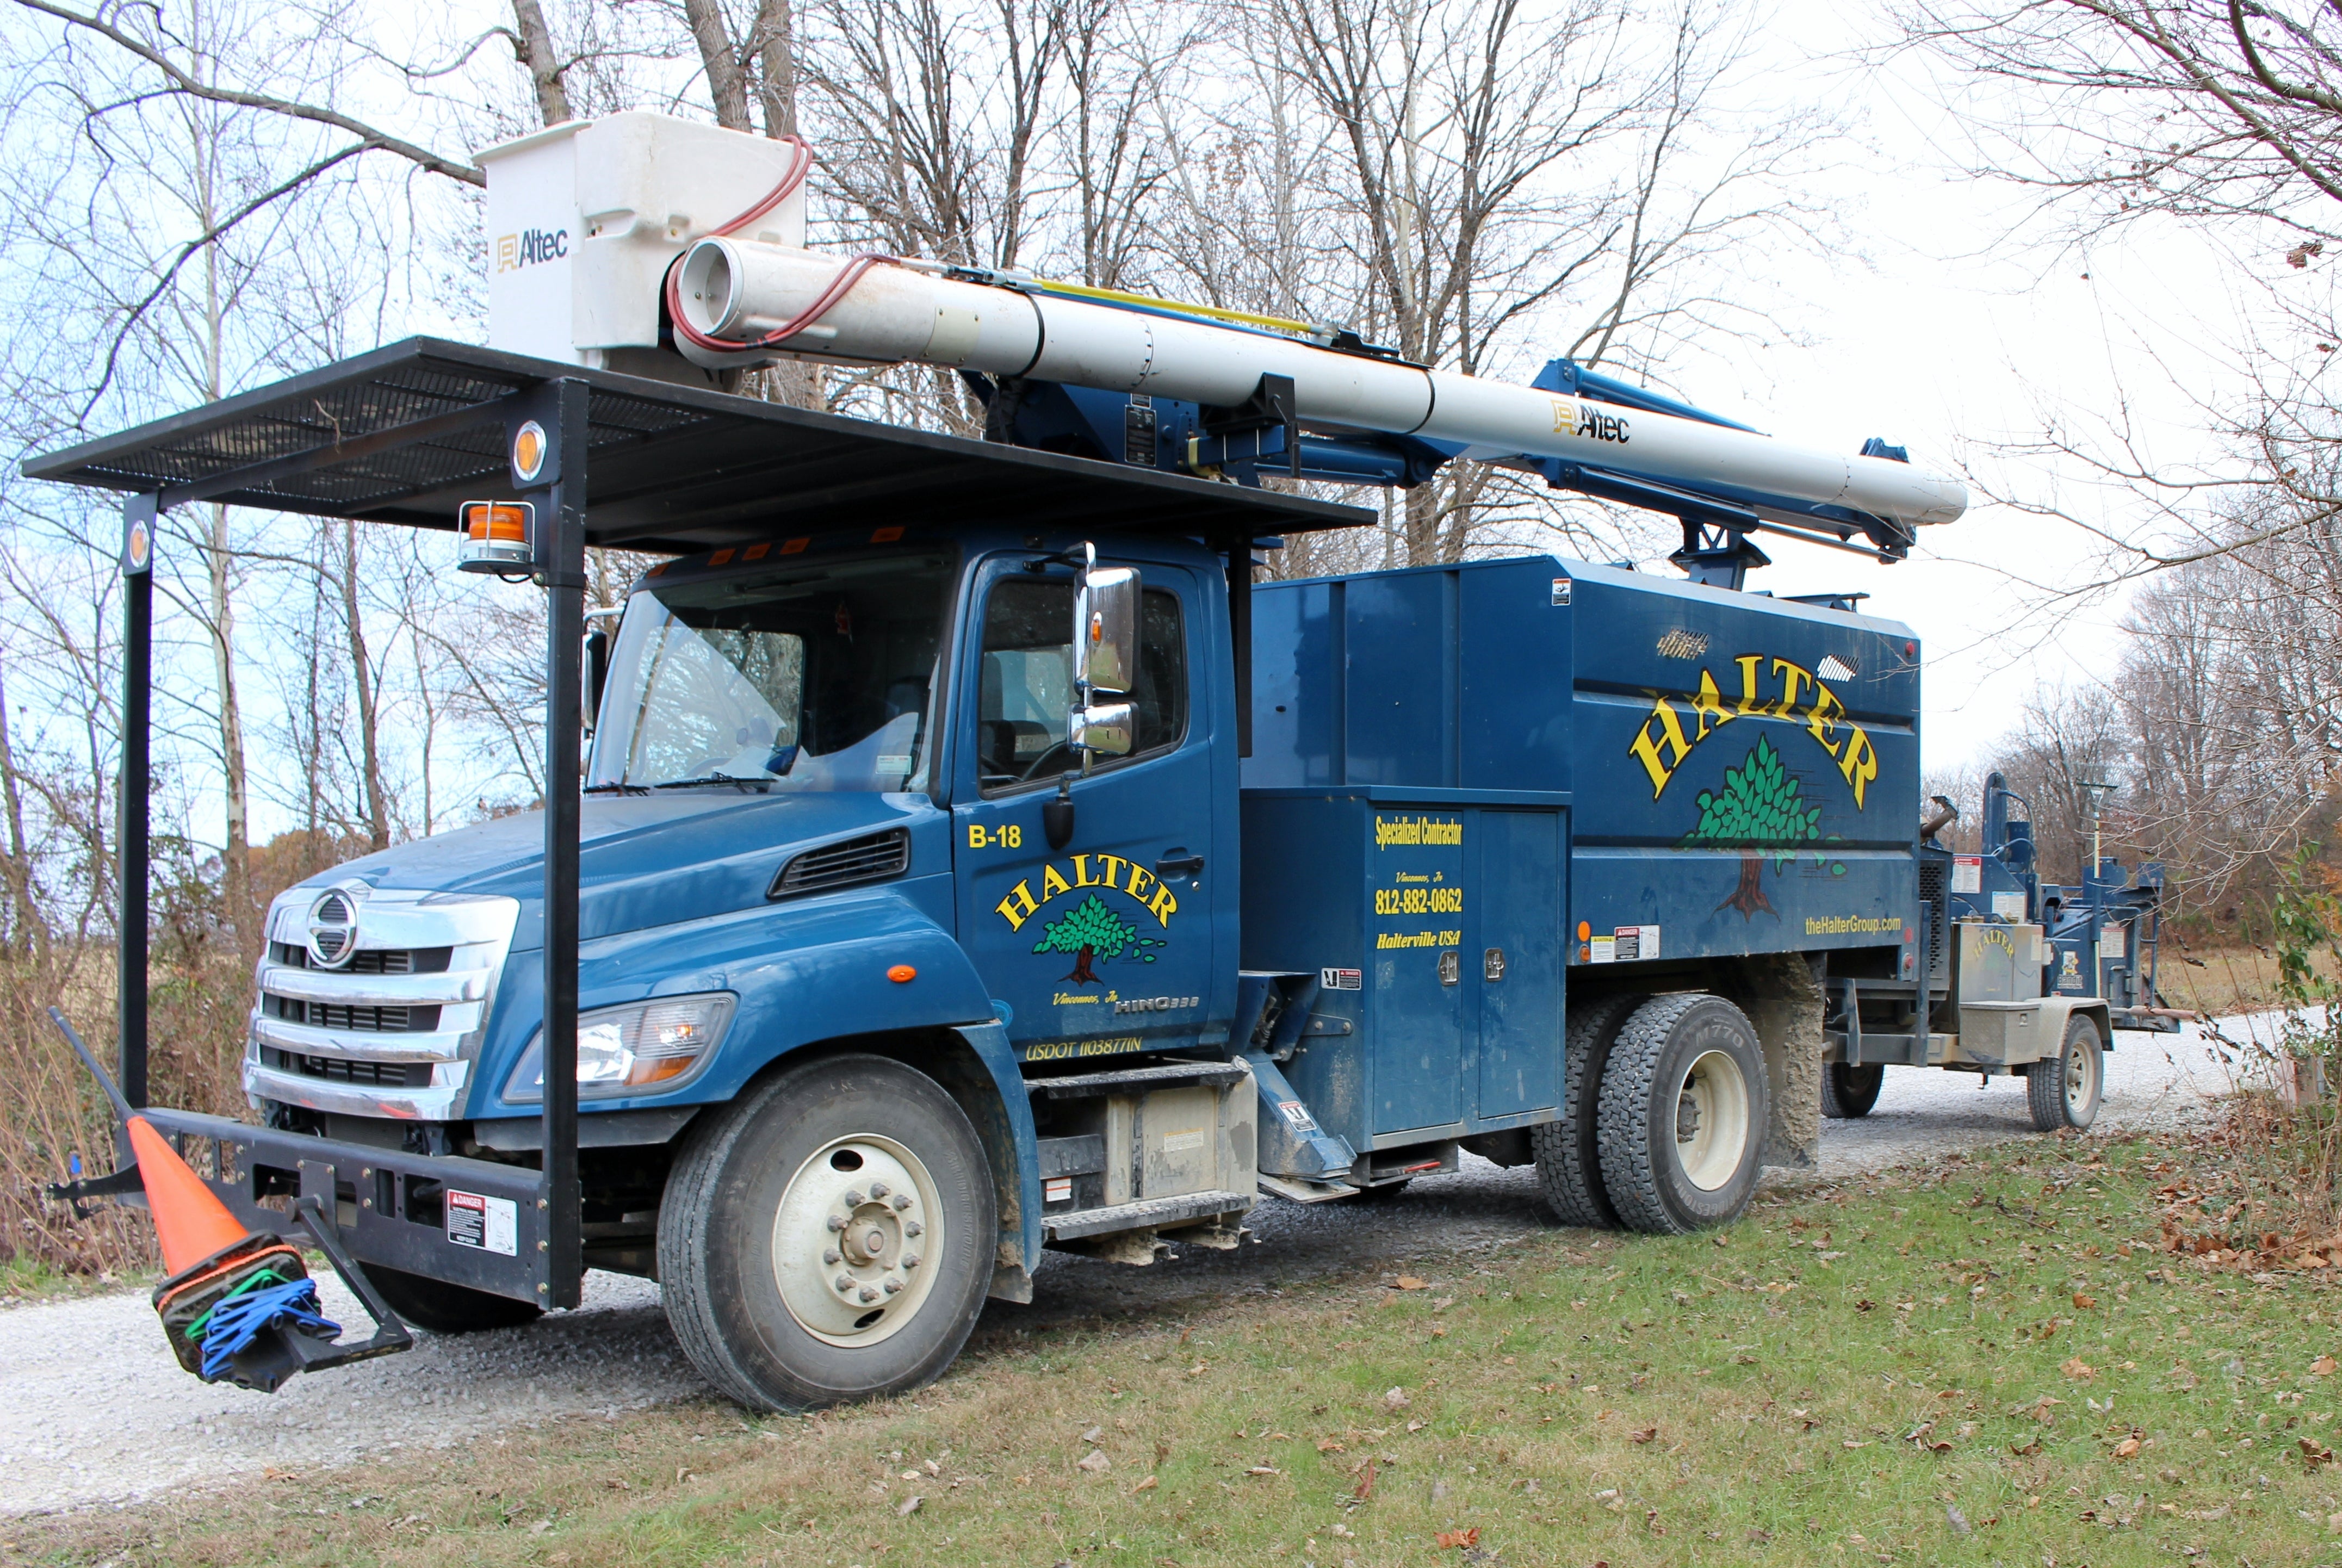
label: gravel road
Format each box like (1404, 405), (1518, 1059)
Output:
(0, 1012), (2268, 1517)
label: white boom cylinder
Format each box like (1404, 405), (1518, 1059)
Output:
(674, 238), (1968, 530)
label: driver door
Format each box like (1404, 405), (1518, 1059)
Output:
(952, 555), (1217, 1065)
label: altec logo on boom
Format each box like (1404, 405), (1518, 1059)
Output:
(1630, 654), (1880, 807)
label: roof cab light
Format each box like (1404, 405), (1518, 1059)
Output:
(503, 993), (736, 1102)
(456, 500), (535, 574)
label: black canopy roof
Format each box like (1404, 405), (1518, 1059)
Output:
(21, 337), (1373, 553)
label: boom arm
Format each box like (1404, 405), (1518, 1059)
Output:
(671, 240), (1965, 585)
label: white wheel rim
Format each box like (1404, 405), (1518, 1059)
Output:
(1674, 1048), (1752, 1191)
(2066, 1036), (2099, 1113)
(772, 1133), (945, 1348)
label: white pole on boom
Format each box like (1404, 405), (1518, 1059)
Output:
(670, 239), (1968, 535)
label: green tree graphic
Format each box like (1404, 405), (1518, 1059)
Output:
(1031, 894), (1164, 984)
(1681, 736), (1823, 919)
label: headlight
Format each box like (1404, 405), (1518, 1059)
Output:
(502, 993), (735, 1103)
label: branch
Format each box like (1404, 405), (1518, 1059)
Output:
(77, 142), (370, 425)
(12, 0), (484, 186)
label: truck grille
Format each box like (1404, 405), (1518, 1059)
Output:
(263, 1047), (432, 1088)
(265, 995), (443, 1033)
(269, 941), (451, 975)
(769, 827), (910, 897)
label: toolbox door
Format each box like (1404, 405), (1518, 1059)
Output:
(1474, 808), (1565, 1120)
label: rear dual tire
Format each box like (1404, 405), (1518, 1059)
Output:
(1597, 994), (1769, 1234)
(658, 1053), (995, 1412)
(1821, 1062), (1885, 1119)
(1535, 992), (1768, 1236)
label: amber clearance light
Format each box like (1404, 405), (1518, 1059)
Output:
(455, 500), (535, 574)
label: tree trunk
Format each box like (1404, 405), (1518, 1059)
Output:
(341, 522), (390, 851)
(508, 0), (573, 127)
(207, 501), (253, 958)
(0, 661), (40, 965)
(683, 0), (754, 131)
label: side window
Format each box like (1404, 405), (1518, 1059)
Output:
(976, 573), (1187, 791)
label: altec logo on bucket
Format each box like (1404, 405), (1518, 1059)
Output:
(495, 227), (569, 273)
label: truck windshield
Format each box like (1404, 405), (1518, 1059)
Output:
(590, 553), (953, 792)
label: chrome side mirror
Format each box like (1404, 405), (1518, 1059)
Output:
(1069, 546), (1138, 758)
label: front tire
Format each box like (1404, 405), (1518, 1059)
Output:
(1532, 993), (1643, 1229)
(1821, 1062), (1885, 1119)
(1598, 994), (1769, 1235)
(2027, 1017), (2103, 1131)
(658, 1053), (996, 1412)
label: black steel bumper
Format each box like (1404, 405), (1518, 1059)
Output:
(140, 1108), (561, 1307)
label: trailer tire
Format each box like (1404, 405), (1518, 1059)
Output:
(658, 1053), (995, 1412)
(1597, 993), (1768, 1235)
(2027, 1017), (2104, 1132)
(1532, 993), (1644, 1229)
(1820, 1063), (1885, 1119)
(361, 1265), (543, 1335)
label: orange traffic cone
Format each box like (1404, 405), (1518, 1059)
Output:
(125, 1116), (249, 1274)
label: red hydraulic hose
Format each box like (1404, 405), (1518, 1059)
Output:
(662, 133), (900, 359)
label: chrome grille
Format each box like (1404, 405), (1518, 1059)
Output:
(769, 827), (910, 898)
(249, 887), (519, 1120)
(266, 995), (442, 1033)
(270, 941), (450, 975)
(264, 1048), (432, 1088)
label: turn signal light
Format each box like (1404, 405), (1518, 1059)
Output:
(455, 500), (534, 573)
(887, 964), (918, 983)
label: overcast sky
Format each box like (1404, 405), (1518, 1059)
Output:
(1614, 3), (2289, 780)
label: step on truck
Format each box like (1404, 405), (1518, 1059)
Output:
(27, 111), (2112, 1411)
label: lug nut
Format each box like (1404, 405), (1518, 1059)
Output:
(834, 1274), (855, 1293)
(858, 1286), (879, 1303)
(904, 1220), (922, 1238)
(884, 1278), (904, 1294)
(844, 1187), (866, 1206)
(901, 1253), (921, 1270)
(825, 1214), (846, 1232)
(868, 1181), (889, 1199)
(891, 1194), (913, 1211)
(823, 1247), (841, 1266)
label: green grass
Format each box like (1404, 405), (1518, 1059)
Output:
(18, 1129), (2342, 1566)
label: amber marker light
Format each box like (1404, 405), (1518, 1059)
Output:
(455, 500), (535, 574)
(887, 964), (918, 983)
(511, 419), (548, 483)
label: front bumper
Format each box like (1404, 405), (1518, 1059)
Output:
(139, 1107), (562, 1308)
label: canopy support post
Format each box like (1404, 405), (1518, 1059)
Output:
(117, 495), (157, 1121)
(529, 380), (590, 1312)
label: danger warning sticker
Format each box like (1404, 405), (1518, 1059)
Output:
(447, 1189), (518, 1256)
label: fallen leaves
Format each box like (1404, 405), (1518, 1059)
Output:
(2111, 1436), (2142, 1461)
(1631, 1427), (1659, 1445)
(2072, 1292), (2097, 1309)
(1384, 1387), (1411, 1410)
(1075, 1451), (1111, 1474)
(1131, 1476), (1158, 1494)
(1434, 1526), (1481, 1549)
(1395, 1275), (1429, 1291)
(2060, 1357), (2095, 1381)
(1353, 1458), (1378, 1501)
(2315, 1355), (2339, 1377)
(2302, 1437), (2337, 1472)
